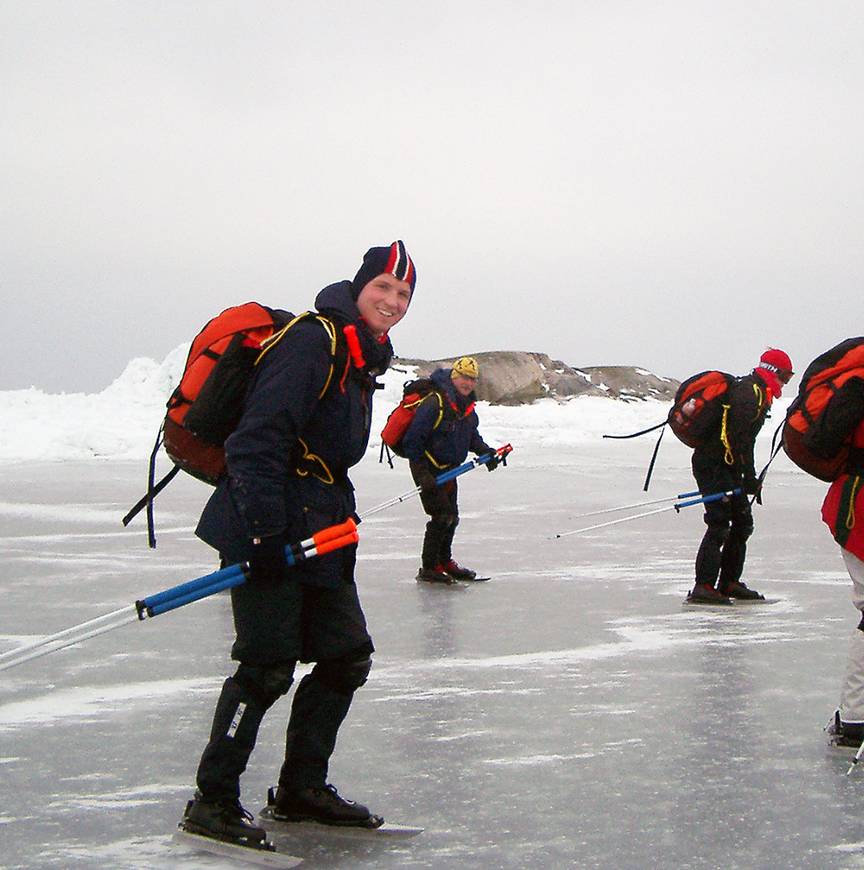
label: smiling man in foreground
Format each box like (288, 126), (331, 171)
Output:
(181, 241), (416, 849)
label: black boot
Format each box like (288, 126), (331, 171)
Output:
(827, 710), (864, 748)
(181, 792), (269, 847)
(277, 669), (355, 791)
(416, 566), (457, 584)
(267, 784), (382, 827)
(687, 583), (733, 605)
(719, 580), (764, 600)
(442, 559), (476, 580)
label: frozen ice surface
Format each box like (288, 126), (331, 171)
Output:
(1, 441), (863, 869)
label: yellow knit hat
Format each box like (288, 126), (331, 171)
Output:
(451, 356), (479, 380)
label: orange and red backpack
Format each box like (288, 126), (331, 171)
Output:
(123, 302), (343, 546)
(380, 378), (441, 460)
(667, 370), (736, 449)
(783, 337), (864, 481)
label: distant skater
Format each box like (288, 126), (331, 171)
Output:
(401, 356), (501, 583)
(180, 241), (416, 849)
(686, 349), (794, 604)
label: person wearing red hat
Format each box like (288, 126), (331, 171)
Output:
(687, 348), (794, 604)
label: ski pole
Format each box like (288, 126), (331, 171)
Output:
(0, 446), (515, 673)
(0, 606), (141, 668)
(0, 522), (360, 674)
(150, 443), (513, 611)
(554, 489), (741, 539)
(358, 443), (514, 520)
(563, 490), (701, 522)
(137, 517), (359, 615)
(847, 741), (864, 776)
(141, 530), (360, 618)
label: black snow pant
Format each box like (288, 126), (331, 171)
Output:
(195, 647), (373, 801)
(195, 570), (374, 803)
(412, 463), (459, 569)
(691, 452), (753, 589)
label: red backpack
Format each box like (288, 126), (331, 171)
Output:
(667, 371), (736, 449)
(380, 379), (441, 459)
(163, 302), (292, 482)
(783, 337), (864, 481)
(604, 370), (738, 491)
(123, 302), (341, 546)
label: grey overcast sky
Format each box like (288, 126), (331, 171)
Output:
(1, 1), (862, 393)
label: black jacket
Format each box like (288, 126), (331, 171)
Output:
(694, 372), (771, 481)
(195, 281), (391, 587)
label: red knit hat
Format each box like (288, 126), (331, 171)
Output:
(758, 348), (794, 376)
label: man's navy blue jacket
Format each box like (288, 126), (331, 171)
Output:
(402, 367), (490, 469)
(196, 281), (392, 588)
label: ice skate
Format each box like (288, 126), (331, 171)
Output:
(686, 583), (733, 605)
(265, 784), (383, 828)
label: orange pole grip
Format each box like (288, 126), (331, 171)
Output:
(313, 530), (360, 557)
(310, 517), (358, 549)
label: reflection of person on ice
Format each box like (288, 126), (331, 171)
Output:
(402, 356), (501, 583)
(687, 349), (794, 604)
(181, 241), (416, 848)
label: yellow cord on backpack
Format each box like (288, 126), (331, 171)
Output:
(422, 393), (447, 469)
(720, 404), (734, 465)
(255, 312), (337, 399)
(752, 383), (764, 420)
(846, 476), (860, 530)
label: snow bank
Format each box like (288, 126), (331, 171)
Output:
(0, 347), (789, 462)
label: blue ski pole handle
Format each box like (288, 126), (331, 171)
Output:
(137, 519), (360, 617)
(674, 488), (742, 510)
(434, 444), (513, 485)
(435, 459), (479, 486)
(142, 528), (360, 617)
(144, 568), (247, 617)
(137, 545), (307, 614)
(137, 562), (246, 616)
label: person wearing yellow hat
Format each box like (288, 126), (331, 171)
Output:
(401, 356), (500, 582)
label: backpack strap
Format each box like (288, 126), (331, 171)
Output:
(641, 425), (666, 492)
(121, 424), (181, 549)
(255, 311), (343, 400)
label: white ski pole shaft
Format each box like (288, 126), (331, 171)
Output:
(0, 604), (135, 664)
(555, 505), (676, 538)
(358, 485), (423, 520)
(554, 489), (739, 539)
(565, 491), (701, 522)
(847, 743), (864, 776)
(358, 444), (513, 521)
(0, 608), (140, 673)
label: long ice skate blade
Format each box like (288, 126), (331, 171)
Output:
(174, 829), (303, 867)
(259, 806), (423, 838)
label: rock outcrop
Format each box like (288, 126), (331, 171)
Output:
(393, 352), (678, 405)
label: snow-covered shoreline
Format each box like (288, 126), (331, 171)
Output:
(0, 347), (789, 462)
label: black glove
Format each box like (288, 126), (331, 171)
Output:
(410, 460), (438, 495)
(482, 449), (503, 471)
(248, 535), (288, 584)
